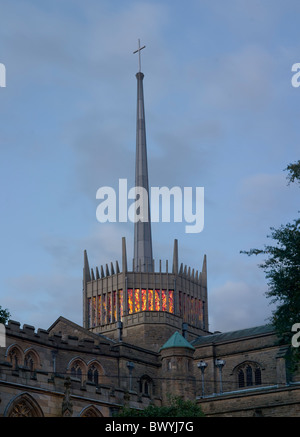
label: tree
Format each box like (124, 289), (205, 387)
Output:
(0, 306), (10, 324)
(241, 160), (300, 368)
(285, 160), (300, 186)
(116, 396), (205, 417)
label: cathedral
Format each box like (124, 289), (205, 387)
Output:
(0, 48), (300, 417)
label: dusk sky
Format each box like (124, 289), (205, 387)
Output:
(0, 0), (299, 333)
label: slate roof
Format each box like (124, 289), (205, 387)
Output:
(191, 324), (275, 347)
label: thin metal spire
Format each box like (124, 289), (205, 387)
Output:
(133, 40), (153, 272)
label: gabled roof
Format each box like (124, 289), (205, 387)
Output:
(191, 324), (275, 346)
(159, 331), (195, 352)
(47, 316), (116, 344)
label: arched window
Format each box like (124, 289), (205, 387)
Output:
(87, 361), (104, 386)
(238, 369), (245, 388)
(24, 349), (40, 375)
(80, 405), (103, 417)
(7, 345), (23, 370)
(5, 394), (44, 417)
(139, 375), (154, 397)
(69, 359), (85, 383)
(87, 364), (99, 385)
(236, 362), (262, 389)
(246, 365), (253, 386)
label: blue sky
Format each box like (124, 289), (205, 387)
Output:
(0, 0), (299, 333)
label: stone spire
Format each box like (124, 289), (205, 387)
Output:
(133, 41), (153, 272)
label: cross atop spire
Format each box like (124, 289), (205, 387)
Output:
(133, 39), (146, 73)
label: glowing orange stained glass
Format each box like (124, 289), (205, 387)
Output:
(98, 295), (102, 325)
(169, 290), (174, 313)
(135, 288), (140, 312)
(199, 300), (203, 322)
(103, 294), (107, 323)
(92, 296), (97, 326)
(108, 293), (112, 323)
(162, 290), (167, 311)
(148, 289), (153, 311)
(141, 289), (147, 311)
(128, 289), (133, 314)
(118, 289), (123, 320)
(155, 289), (160, 311)
(113, 291), (116, 322)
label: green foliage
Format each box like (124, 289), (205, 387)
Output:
(116, 396), (205, 417)
(0, 306), (10, 324)
(241, 161), (300, 368)
(285, 160), (300, 186)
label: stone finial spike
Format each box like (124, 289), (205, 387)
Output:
(195, 270), (199, 282)
(106, 264), (110, 277)
(111, 262), (115, 275)
(122, 237), (128, 273)
(184, 265), (187, 276)
(83, 250), (91, 283)
(166, 259), (168, 273)
(96, 267), (100, 280)
(100, 265), (105, 278)
(179, 263), (183, 275)
(91, 268), (95, 281)
(202, 255), (207, 286)
(188, 267), (191, 278)
(172, 239), (178, 274)
(116, 260), (120, 274)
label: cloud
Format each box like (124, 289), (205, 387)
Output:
(236, 172), (299, 234)
(209, 280), (273, 333)
(3, 274), (81, 329)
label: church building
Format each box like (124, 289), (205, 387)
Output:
(0, 45), (299, 417)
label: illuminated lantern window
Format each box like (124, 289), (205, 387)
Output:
(135, 288), (140, 312)
(118, 289), (123, 320)
(113, 291), (116, 322)
(155, 289), (160, 311)
(92, 296), (96, 327)
(98, 296), (101, 325)
(148, 289), (153, 311)
(162, 290), (167, 312)
(142, 289), (147, 311)
(128, 289), (133, 314)
(103, 294), (107, 323)
(169, 290), (174, 313)
(108, 293), (112, 323)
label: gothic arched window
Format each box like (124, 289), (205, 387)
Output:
(236, 362), (262, 389)
(246, 365), (253, 386)
(238, 369), (245, 388)
(87, 364), (99, 385)
(139, 375), (154, 397)
(6, 394), (44, 417)
(24, 349), (40, 375)
(7, 345), (23, 370)
(69, 359), (85, 383)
